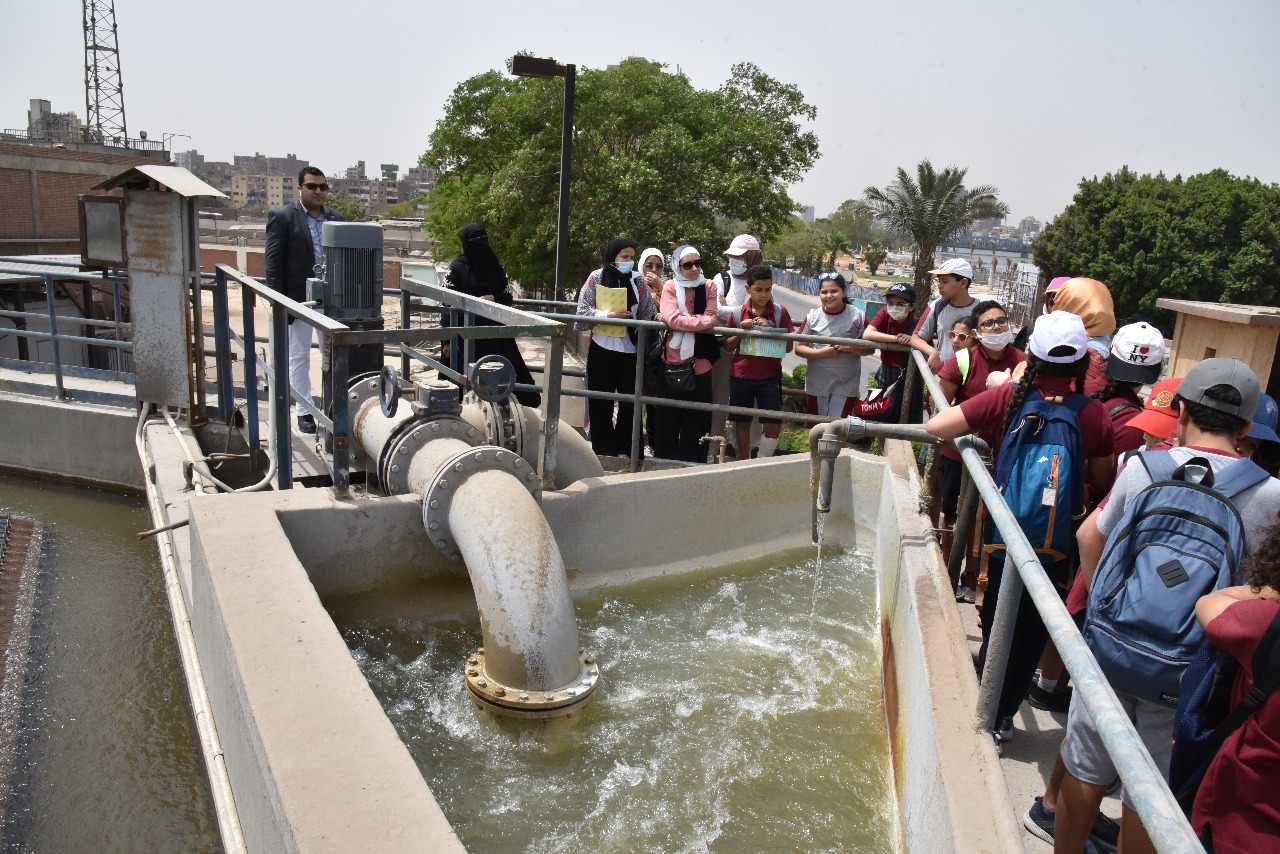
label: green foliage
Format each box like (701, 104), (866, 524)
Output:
(777, 429), (811, 453)
(1034, 167), (1280, 333)
(326, 190), (370, 222)
(864, 160), (1009, 314)
(764, 217), (826, 275)
(382, 201), (422, 219)
(828, 200), (877, 250)
(422, 59), (819, 293)
(241, 203), (268, 218)
(864, 240), (888, 275)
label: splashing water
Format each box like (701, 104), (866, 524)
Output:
(338, 544), (895, 853)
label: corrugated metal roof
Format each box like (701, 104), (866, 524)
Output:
(92, 165), (226, 198)
(0, 255), (86, 283)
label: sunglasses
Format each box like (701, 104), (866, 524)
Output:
(818, 272), (842, 281)
(977, 316), (1010, 330)
(948, 331), (972, 342)
(680, 259), (703, 271)
(303, 182), (330, 192)
(642, 262), (663, 269)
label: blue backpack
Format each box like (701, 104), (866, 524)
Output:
(984, 389), (1090, 566)
(1167, 606), (1280, 816)
(1082, 452), (1270, 706)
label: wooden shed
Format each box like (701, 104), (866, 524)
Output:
(1156, 299), (1280, 397)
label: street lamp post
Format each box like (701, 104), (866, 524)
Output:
(507, 55), (575, 303)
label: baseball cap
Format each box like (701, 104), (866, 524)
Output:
(1108, 322), (1166, 384)
(927, 258), (973, 279)
(1177, 357), (1260, 420)
(886, 282), (916, 303)
(1029, 310), (1088, 364)
(725, 234), (761, 257)
(1128, 377), (1183, 438)
(1247, 393), (1280, 443)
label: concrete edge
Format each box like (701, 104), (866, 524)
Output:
(879, 439), (1024, 854)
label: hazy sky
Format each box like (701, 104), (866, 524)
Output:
(4, 0), (1277, 225)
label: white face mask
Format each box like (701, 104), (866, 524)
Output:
(728, 258), (747, 277)
(978, 329), (1013, 350)
(886, 304), (910, 321)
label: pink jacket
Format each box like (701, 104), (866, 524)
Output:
(660, 280), (719, 374)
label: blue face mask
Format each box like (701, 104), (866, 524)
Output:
(615, 261), (635, 274)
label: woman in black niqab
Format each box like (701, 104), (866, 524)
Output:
(443, 223), (539, 406)
(451, 223), (509, 299)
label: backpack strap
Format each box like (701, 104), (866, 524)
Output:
(1134, 449), (1176, 483)
(1206, 457), (1271, 501)
(1170, 605), (1280, 793)
(719, 271), (733, 297)
(1109, 400), (1142, 419)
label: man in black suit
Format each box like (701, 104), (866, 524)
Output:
(265, 166), (345, 433)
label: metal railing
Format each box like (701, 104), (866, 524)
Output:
(0, 261), (133, 397)
(907, 348), (1201, 852)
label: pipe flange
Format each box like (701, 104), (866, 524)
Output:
(464, 647), (601, 719)
(464, 392), (527, 456)
(422, 445), (542, 559)
(346, 374), (384, 471)
(380, 415), (484, 496)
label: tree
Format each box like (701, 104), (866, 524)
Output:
(1034, 167), (1280, 333)
(326, 190), (370, 222)
(864, 240), (888, 275)
(382, 201), (421, 219)
(863, 160), (1009, 314)
(422, 59), (819, 294)
(763, 217), (826, 276)
(818, 227), (846, 271)
(828, 200), (876, 250)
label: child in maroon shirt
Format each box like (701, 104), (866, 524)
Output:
(1192, 526), (1280, 853)
(725, 266), (794, 459)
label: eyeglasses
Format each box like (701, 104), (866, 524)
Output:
(977, 316), (1010, 330)
(680, 259), (703, 270)
(819, 272), (842, 281)
(948, 331), (972, 342)
(303, 182), (329, 192)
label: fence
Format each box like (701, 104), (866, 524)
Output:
(0, 257), (134, 397)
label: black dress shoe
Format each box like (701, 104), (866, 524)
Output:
(297, 413), (316, 434)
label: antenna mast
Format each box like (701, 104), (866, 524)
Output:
(82, 0), (127, 144)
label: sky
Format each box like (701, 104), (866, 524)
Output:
(3, 0), (1278, 226)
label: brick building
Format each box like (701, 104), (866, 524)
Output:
(0, 142), (159, 255)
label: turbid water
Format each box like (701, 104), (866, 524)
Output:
(0, 473), (219, 853)
(340, 543), (897, 854)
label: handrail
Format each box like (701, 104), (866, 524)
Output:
(909, 349), (1201, 852)
(0, 265), (133, 394)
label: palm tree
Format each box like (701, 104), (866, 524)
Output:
(864, 240), (888, 276)
(863, 160), (1009, 316)
(820, 230), (846, 271)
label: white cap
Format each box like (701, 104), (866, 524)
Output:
(1029, 310), (1088, 364)
(927, 258), (973, 279)
(725, 234), (761, 256)
(1108, 322), (1165, 383)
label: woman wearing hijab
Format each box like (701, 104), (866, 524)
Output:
(576, 237), (657, 457)
(639, 248), (666, 311)
(655, 245), (721, 462)
(444, 223), (539, 407)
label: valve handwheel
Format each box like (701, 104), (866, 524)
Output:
(379, 364), (400, 418)
(468, 355), (517, 404)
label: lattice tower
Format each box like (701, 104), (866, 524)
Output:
(82, 0), (127, 144)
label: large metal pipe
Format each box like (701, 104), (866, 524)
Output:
(449, 469), (580, 690)
(351, 381), (598, 720)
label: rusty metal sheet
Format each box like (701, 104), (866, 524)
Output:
(126, 189), (190, 407)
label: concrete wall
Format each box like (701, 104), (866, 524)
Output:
(0, 390), (142, 490)
(179, 448), (1020, 853)
(872, 442), (1022, 854)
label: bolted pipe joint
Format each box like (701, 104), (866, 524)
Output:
(465, 646), (600, 720)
